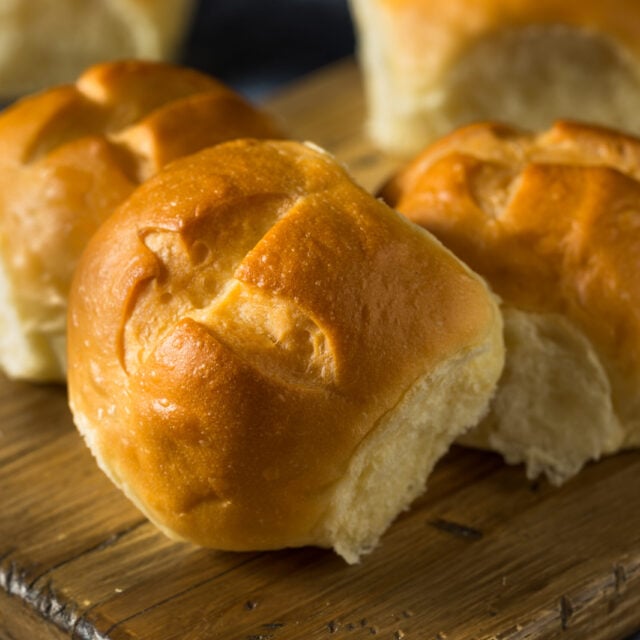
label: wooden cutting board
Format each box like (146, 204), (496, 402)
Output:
(1, 59), (640, 640)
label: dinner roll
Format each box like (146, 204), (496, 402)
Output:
(0, 59), (283, 382)
(382, 120), (640, 484)
(0, 0), (196, 99)
(349, 0), (640, 154)
(67, 139), (504, 563)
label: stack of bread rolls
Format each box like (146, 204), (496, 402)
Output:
(0, 60), (505, 563)
(4, 1), (640, 562)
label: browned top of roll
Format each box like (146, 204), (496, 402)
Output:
(382, 120), (640, 391)
(0, 59), (283, 379)
(376, 0), (640, 59)
(67, 139), (497, 550)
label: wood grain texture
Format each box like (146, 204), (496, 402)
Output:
(1, 60), (640, 640)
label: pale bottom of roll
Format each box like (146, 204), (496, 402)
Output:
(460, 308), (627, 486)
(317, 326), (503, 563)
(0, 256), (65, 381)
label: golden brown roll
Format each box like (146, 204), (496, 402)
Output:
(0, 59), (283, 382)
(67, 139), (504, 563)
(382, 120), (640, 484)
(349, 0), (640, 154)
(0, 0), (197, 99)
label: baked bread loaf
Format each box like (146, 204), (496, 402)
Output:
(0, 59), (283, 382)
(67, 139), (504, 563)
(349, 0), (640, 154)
(382, 120), (640, 484)
(0, 0), (196, 100)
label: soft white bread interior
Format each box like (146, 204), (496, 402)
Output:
(67, 139), (504, 563)
(349, 0), (640, 154)
(0, 0), (196, 99)
(0, 60), (283, 382)
(382, 120), (640, 484)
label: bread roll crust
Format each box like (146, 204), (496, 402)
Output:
(0, 60), (283, 381)
(371, 0), (640, 58)
(384, 121), (640, 381)
(0, 0), (197, 99)
(68, 139), (504, 559)
(350, 0), (640, 153)
(382, 120), (640, 480)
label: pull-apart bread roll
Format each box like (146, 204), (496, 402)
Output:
(349, 0), (640, 154)
(0, 0), (196, 99)
(0, 60), (282, 382)
(382, 120), (640, 485)
(67, 139), (504, 563)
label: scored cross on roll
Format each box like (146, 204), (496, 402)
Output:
(67, 138), (504, 563)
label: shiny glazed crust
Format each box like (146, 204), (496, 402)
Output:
(67, 139), (504, 560)
(0, 60), (283, 381)
(382, 120), (640, 479)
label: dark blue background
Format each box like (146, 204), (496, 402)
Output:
(180, 0), (356, 100)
